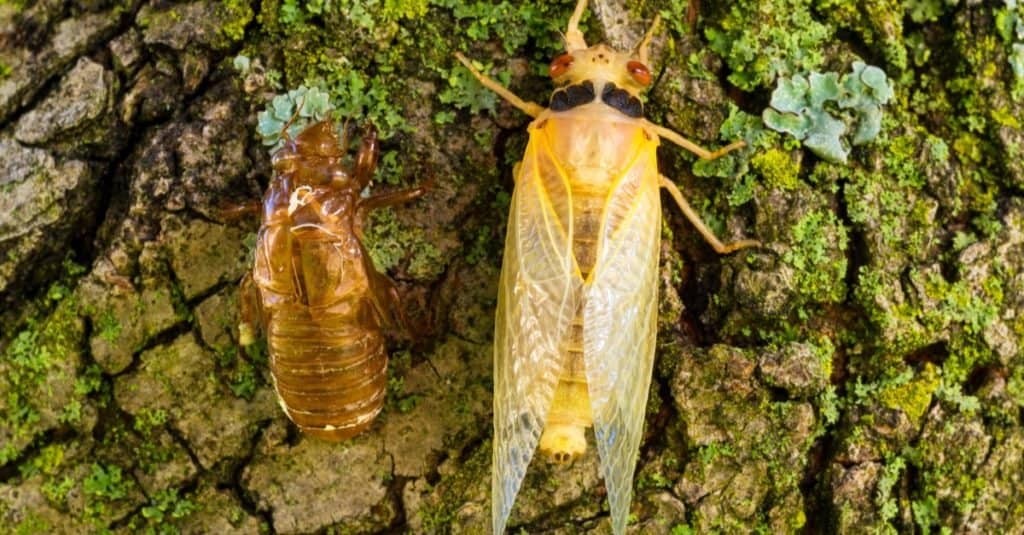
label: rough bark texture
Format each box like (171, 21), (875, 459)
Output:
(1, 0), (1023, 533)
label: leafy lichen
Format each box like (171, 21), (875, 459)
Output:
(705, 0), (831, 91)
(763, 62), (895, 163)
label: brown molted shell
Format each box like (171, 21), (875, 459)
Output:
(248, 119), (389, 442)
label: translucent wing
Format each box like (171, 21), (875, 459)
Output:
(493, 128), (581, 534)
(582, 147), (661, 535)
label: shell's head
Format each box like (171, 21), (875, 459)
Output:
(292, 120), (346, 160)
(271, 120), (350, 186)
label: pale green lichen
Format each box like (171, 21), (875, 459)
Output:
(996, 0), (1024, 97)
(256, 85), (333, 148)
(763, 62), (894, 163)
(705, 0), (831, 91)
(905, 0), (960, 23)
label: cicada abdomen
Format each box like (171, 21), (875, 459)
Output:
(239, 120), (424, 441)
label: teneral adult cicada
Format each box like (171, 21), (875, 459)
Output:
(457, 1), (760, 532)
(239, 119), (424, 441)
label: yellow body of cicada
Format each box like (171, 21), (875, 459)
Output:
(457, 1), (760, 533)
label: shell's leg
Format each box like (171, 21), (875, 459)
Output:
(357, 186), (428, 211)
(217, 200), (261, 222)
(649, 123), (746, 160)
(354, 184), (431, 339)
(353, 185), (429, 241)
(659, 175), (761, 254)
(352, 123), (380, 191)
(238, 272), (262, 346)
(454, 53), (544, 118)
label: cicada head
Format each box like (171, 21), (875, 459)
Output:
(548, 6), (659, 118)
(272, 120), (350, 187)
(549, 45), (651, 96)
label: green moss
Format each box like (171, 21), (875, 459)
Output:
(1, 291), (84, 465)
(79, 461), (139, 526)
(696, 442), (735, 465)
(782, 209), (848, 305)
(219, 0), (254, 42)
(11, 512), (50, 535)
(96, 310), (122, 343)
(18, 443), (66, 479)
(386, 350), (423, 413)
(215, 346), (263, 400)
(818, 0), (907, 73)
(705, 0), (831, 91)
(750, 149), (799, 190)
(875, 455), (906, 525)
(364, 207), (446, 280)
(132, 488), (198, 532)
(877, 364), (940, 422)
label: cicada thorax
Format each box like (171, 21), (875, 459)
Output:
(250, 120), (389, 442)
(531, 80), (661, 463)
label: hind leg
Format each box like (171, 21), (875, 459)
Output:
(659, 175), (761, 254)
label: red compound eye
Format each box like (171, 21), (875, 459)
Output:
(549, 53), (574, 78)
(627, 61), (652, 86)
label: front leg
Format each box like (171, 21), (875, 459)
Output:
(455, 53), (545, 119)
(353, 183), (430, 241)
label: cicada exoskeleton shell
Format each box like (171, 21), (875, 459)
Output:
(240, 119), (423, 442)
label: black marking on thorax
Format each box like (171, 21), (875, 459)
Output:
(550, 81), (595, 111)
(601, 82), (643, 118)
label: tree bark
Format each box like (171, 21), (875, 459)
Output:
(1, 0), (1022, 533)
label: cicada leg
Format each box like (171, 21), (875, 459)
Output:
(659, 175), (761, 254)
(648, 123), (747, 160)
(352, 124), (380, 191)
(454, 52), (545, 118)
(217, 200), (261, 222)
(634, 13), (661, 65)
(238, 272), (263, 346)
(355, 183), (432, 339)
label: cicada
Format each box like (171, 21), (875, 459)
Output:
(238, 119), (424, 441)
(456, 1), (760, 532)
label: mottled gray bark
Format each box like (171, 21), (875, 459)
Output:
(1, 1), (1023, 534)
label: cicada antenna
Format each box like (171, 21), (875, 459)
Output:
(635, 14), (661, 65)
(565, 0), (588, 51)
